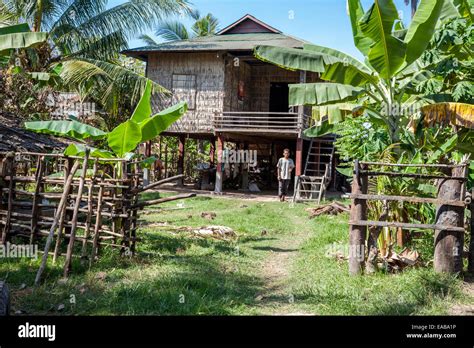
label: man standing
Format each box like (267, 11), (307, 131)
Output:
(276, 148), (295, 202)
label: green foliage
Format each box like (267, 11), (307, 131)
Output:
(0, 23), (46, 54)
(0, 0), (189, 117)
(107, 120), (142, 157)
(254, 0), (472, 146)
(25, 119), (107, 141)
(63, 143), (115, 159)
(359, 0), (407, 78)
(141, 9), (219, 45)
(26, 80), (187, 158)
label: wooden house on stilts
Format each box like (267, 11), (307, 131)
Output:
(124, 14), (336, 201)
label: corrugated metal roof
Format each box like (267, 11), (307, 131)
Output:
(123, 33), (308, 58)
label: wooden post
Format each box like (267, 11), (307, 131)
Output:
(241, 143), (249, 191)
(295, 138), (303, 177)
(209, 137), (216, 166)
(90, 176), (105, 265)
(81, 159), (98, 260)
(177, 135), (185, 186)
(143, 141), (152, 186)
(30, 156), (45, 244)
(1, 154), (15, 245)
(214, 133), (224, 194)
(298, 70), (306, 132)
(468, 188), (474, 273)
(349, 160), (368, 275)
(63, 151), (90, 277)
(434, 166), (465, 273)
(53, 157), (74, 264)
(35, 160), (80, 286)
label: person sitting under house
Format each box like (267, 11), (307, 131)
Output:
(276, 148), (295, 202)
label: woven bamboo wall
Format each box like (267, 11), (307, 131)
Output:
(147, 52), (226, 134)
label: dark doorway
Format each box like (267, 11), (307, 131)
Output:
(269, 83), (289, 112)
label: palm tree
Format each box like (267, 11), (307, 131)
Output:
(404, 0), (419, 18)
(140, 9), (219, 46)
(0, 0), (190, 122)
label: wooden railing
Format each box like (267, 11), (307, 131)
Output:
(213, 111), (310, 134)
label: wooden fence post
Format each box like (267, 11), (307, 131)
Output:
(63, 151), (90, 277)
(177, 135), (185, 186)
(349, 160), (368, 275)
(434, 166), (465, 273)
(469, 188), (474, 274)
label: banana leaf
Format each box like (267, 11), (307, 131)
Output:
(0, 23), (29, 35)
(303, 43), (372, 74)
(403, 0), (445, 68)
(254, 45), (337, 73)
(130, 79), (152, 123)
(347, 0), (373, 56)
(422, 102), (474, 128)
(288, 82), (364, 106)
(359, 0), (406, 79)
(25, 120), (107, 141)
(303, 121), (336, 138)
(312, 103), (358, 123)
(139, 102), (187, 142)
(107, 120), (142, 157)
(64, 143), (115, 159)
(321, 61), (379, 87)
(0, 31), (47, 53)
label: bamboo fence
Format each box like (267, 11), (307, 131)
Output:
(0, 151), (194, 284)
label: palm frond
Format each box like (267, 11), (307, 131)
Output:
(71, 0), (190, 42)
(139, 34), (160, 46)
(49, 0), (107, 36)
(155, 20), (189, 41)
(67, 31), (128, 61)
(191, 13), (219, 37)
(188, 8), (200, 21)
(60, 58), (169, 119)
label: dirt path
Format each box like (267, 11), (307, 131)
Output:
(254, 214), (315, 315)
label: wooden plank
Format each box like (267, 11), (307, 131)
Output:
(348, 220), (465, 232)
(348, 193), (465, 207)
(222, 112), (298, 115)
(214, 124), (298, 129)
(360, 171), (467, 181)
(214, 128), (298, 134)
(359, 161), (467, 168)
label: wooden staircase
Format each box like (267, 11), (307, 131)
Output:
(293, 135), (336, 203)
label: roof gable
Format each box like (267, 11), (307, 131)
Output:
(217, 14), (281, 35)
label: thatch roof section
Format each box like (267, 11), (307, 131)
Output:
(0, 112), (70, 153)
(124, 33), (308, 60)
(123, 15), (308, 61)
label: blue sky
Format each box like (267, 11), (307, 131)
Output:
(109, 0), (413, 60)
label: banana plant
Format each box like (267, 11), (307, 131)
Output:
(254, 0), (471, 142)
(25, 80), (187, 159)
(0, 23), (47, 58)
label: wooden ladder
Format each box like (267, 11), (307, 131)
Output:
(293, 135), (335, 204)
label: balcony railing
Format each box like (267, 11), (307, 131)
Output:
(213, 111), (310, 134)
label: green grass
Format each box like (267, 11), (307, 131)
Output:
(289, 214), (467, 315)
(0, 194), (471, 315)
